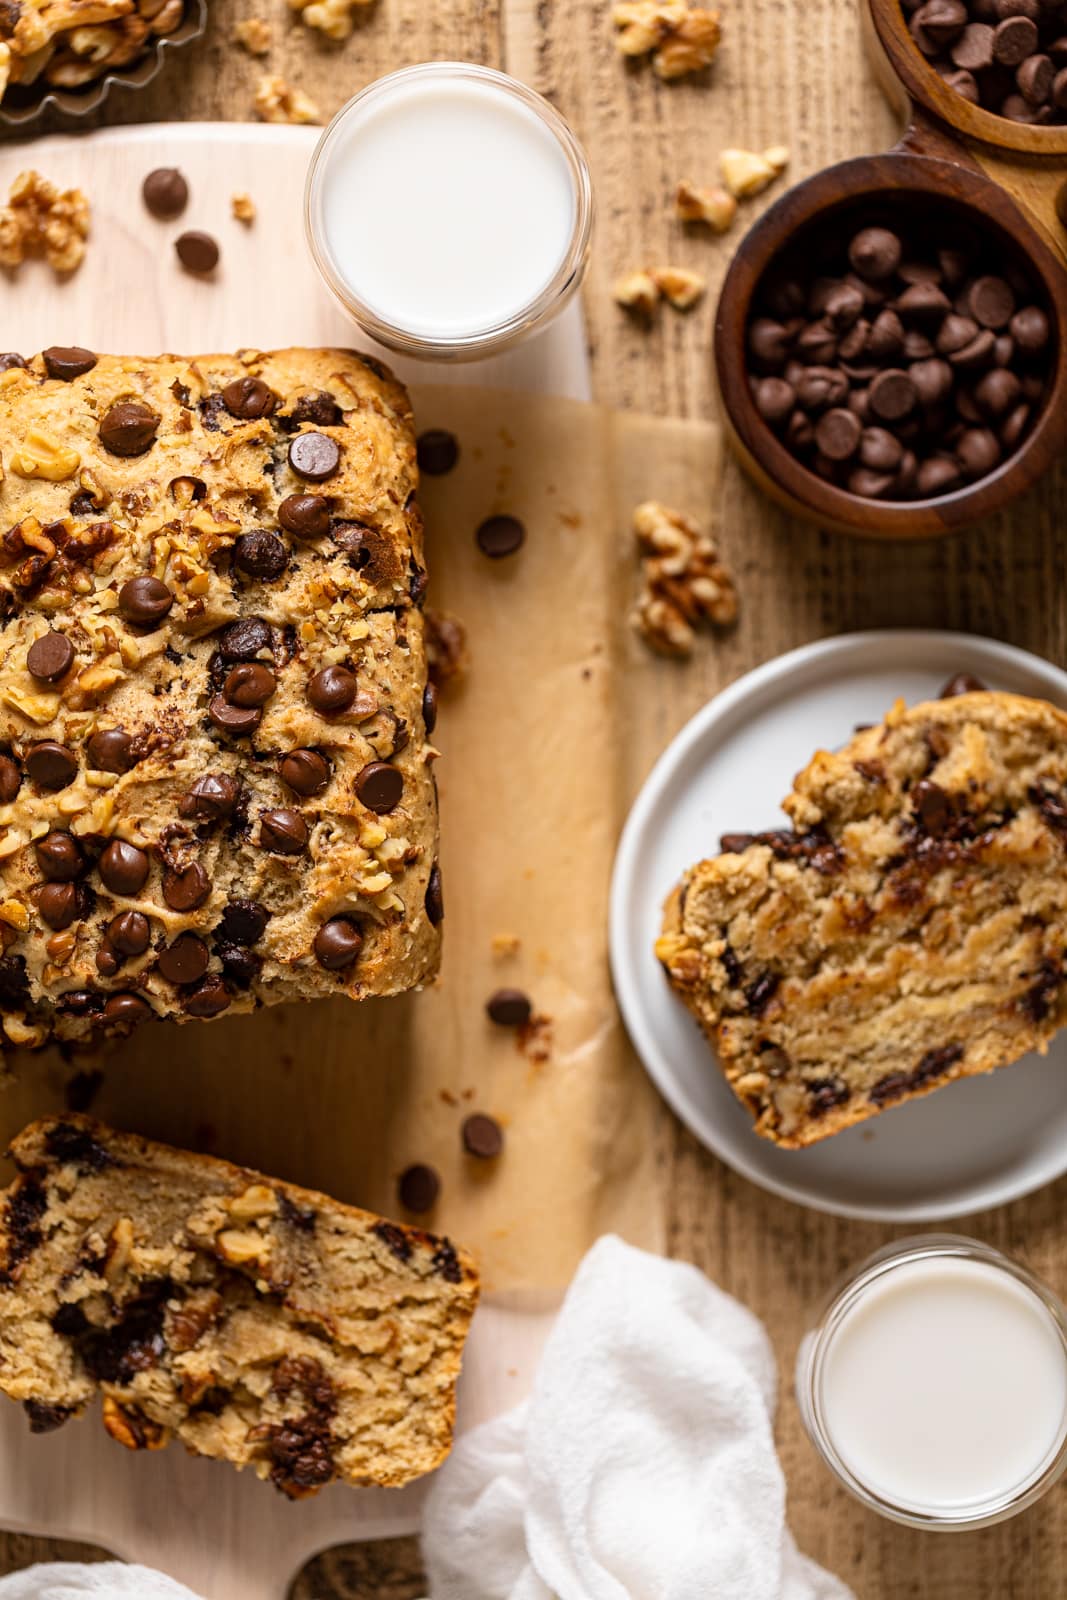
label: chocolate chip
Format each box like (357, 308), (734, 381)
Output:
(486, 987), (532, 1027)
(869, 369), (918, 421)
(42, 347), (97, 381)
(416, 429), (459, 475)
(87, 728), (136, 774)
(0, 756), (21, 803)
(217, 945), (261, 987)
(814, 407), (862, 461)
(422, 681), (438, 736)
(118, 576), (174, 628)
(157, 933), (210, 986)
(475, 514), (525, 558)
(748, 317), (791, 369)
(26, 742), (77, 790)
(216, 898), (268, 945)
(280, 748), (331, 797)
(956, 426), (1002, 476)
(1011, 305), (1050, 353)
(313, 917), (363, 970)
(182, 976), (231, 1017)
(99, 401), (159, 458)
(461, 1113), (504, 1160)
(941, 671), (988, 698)
(103, 992), (153, 1026)
(178, 772), (240, 821)
(897, 281), (952, 323)
(209, 694), (261, 736)
(98, 840), (149, 896)
(859, 427), (904, 471)
(968, 275), (1016, 329)
(224, 663), (276, 707)
(948, 327), (996, 370)
(917, 454), (963, 495)
(910, 357), (953, 406)
(35, 831), (83, 881)
(754, 377), (796, 424)
(397, 1163), (440, 1212)
(175, 231), (219, 274)
(38, 882), (80, 931)
(162, 863), (211, 912)
(218, 617), (273, 662)
(288, 432), (341, 482)
(849, 227), (902, 281)
(952, 19), (995, 65)
(278, 494), (331, 540)
(307, 664), (358, 714)
(24, 1401), (74, 1435)
(0, 354), (27, 372)
(26, 631), (73, 683)
(994, 11), (1039, 59)
(108, 910), (150, 956)
(259, 808), (309, 854)
(283, 392), (343, 429)
(222, 376), (276, 420)
(234, 531), (288, 580)
(354, 761), (403, 814)
(142, 167), (188, 219)
(1001, 400), (1032, 450)
(975, 366), (1022, 417)
(425, 862), (444, 925)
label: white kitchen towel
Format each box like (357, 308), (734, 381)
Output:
(422, 1235), (853, 1600)
(0, 1566), (200, 1598)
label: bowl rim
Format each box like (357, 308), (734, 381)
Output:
(713, 150), (1067, 540)
(0, 0), (207, 128)
(866, 0), (1067, 157)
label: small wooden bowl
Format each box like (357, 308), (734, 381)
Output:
(714, 147), (1067, 539)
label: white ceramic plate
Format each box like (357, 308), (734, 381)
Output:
(611, 630), (1067, 1222)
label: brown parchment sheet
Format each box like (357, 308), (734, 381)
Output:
(0, 387), (723, 1296)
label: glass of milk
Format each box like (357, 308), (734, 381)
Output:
(304, 62), (593, 360)
(797, 1235), (1067, 1530)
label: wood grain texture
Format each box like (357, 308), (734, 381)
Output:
(4, 1), (1067, 1596)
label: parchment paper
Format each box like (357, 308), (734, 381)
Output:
(0, 387), (723, 1295)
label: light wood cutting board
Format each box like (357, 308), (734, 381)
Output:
(0, 121), (595, 1598)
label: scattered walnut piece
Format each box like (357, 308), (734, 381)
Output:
(254, 73), (321, 125)
(612, 2), (721, 80)
(233, 16), (272, 53)
(720, 146), (789, 199)
(613, 269), (660, 316)
(0, 170), (90, 275)
(491, 933), (521, 959)
(288, 0), (376, 40)
(424, 608), (469, 688)
(675, 179), (736, 233)
(231, 192), (256, 225)
(631, 501), (738, 659)
(651, 266), (706, 310)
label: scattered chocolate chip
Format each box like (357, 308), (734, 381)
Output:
(425, 862), (444, 925)
(42, 347), (97, 381)
(87, 728), (135, 774)
(353, 761), (403, 814)
(118, 575), (174, 628)
(103, 992), (153, 1026)
(182, 977), (231, 1018)
(234, 531), (288, 581)
(307, 664), (358, 714)
(38, 882), (80, 931)
(157, 933), (210, 986)
(0, 756), (21, 803)
(313, 916), (363, 970)
(475, 514), (525, 558)
(397, 1163), (441, 1213)
(26, 631), (73, 683)
(163, 863), (211, 912)
(35, 831), (83, 881)
(940, 671), (988, 697)
(486, 987), (533, 1027)
(280, 748), (331, 797)
(26, 741), (77, 790)
(98, 840), (150, 896)
(108, 910), (150, 957)
(461, 1113), (504, 1160)
(178, 772), (240, 821)
(99, 401), (159, 458)
(259, 808), (309, 855)
(218, 617), (273, 662)
(224, 663), (276, 707)
(216, 898), (269, 946)
(142, 167), (188, 219)
(416, 429), (460, 475)
(288, 432), (341, 482)
(208, 694), (261, 736)
(279, 494), (331, 540)
(222, 376), (276, 420)
(175, 230), (219, 274)
(217, 944), (261, 987)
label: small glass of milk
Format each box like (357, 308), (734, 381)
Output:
(797, 1235), (1067, 1530)
(304, 62), (593, 360)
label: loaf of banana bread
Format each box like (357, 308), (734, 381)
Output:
(657, 691), (1067, 1147)
(0, 1117), (479, 1495)
(0, 348), (440, 1047)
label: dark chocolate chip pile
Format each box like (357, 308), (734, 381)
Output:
(747, 214), (1053, 501)
(902, 0), (1067, 124)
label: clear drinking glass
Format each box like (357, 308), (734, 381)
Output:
(796, 1234), (1067, 1531)
(304, 61), (594, 362)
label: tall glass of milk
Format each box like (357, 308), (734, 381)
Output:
(797, 1236), (1067, 1529)
(304, 62), (593, 360)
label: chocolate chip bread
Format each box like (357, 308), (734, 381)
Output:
(0, 348), (440, 1048)
(657, 691), (1067, 1147)
(0, 1117), (479, 1495)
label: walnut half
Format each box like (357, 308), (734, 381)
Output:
(631, 501), (739, 658)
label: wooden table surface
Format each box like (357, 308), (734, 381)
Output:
(4, 2), (1067, 1596)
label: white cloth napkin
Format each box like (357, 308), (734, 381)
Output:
(0, 1566), (199, 1598)
(422, 1235), (853, 1600)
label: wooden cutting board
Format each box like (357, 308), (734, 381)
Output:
(0, 121), (595, 1599)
